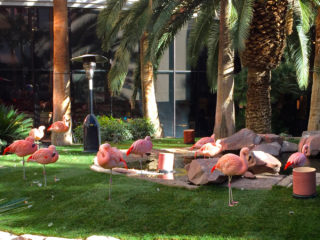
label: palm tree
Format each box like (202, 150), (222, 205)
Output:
(52, 0), (72, 145)
(308, 7), (320, 130)
(97, 0), (163, 138)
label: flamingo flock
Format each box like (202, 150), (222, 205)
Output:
(2, 125), (313, 206)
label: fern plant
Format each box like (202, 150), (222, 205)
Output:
(0, 105), (33, 148)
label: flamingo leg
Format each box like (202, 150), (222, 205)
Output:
(139, 159), (143, 175)
(22, 157), (26, 180)
(43, 165), (47, 187)
(108, 169), (112, 201)
(228, 176), (238, 207)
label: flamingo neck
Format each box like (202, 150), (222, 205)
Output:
(239, 149), (249, 174)
(301, 144), (308, 155)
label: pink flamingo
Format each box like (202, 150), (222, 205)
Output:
(284, 144), (308, 170)
(94, 143), (128, 200)
(47, 116), (69, 133)
(27, 145), (59, 187)
(190, 134), (215, 150)
(126, 136), (153, 172)
(211, 147), (250, 206)
(3, 136), (38, 179)
(29, 125), (46, 147)
(195, 140), (222, 159)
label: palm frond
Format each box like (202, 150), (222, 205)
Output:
(293, 0), (315, 33)
(206, 20), (220, 92)
(287, 24), (310, 89)
(231, 0), (254, 52)
(187, 2), (218, 67)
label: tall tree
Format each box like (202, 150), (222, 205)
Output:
(308, 8), (320, 130)
(97, 0), (163, 138)
(52, 0), (72, 145)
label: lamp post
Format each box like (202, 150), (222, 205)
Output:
(71, 54), (108, 152)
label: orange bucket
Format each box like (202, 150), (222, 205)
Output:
(293, 167), (317, 198)
(184, 129), (195, 144)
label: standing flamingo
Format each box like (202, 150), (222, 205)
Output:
(126, 136), (153, 172)
(94, 143), (128, 201)
(47, 116), (69, 133)
(3, 136), (38, 179)
(190, 134), (215, 150)
(29, 125), (46, 147)
(211, 147), (250, 206)
(27, 145), (59, 187)
(284, 144), (308, 170)
(195, 140), (222, 159)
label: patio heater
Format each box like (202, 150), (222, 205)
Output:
(71, 54), (108, 152)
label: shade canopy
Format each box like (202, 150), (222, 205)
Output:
(71, 54), (108, 64)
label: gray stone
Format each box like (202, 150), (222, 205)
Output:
(298, 134), (320, 156)
(20, 234), (45, 240)
(252, 142), (282, 156)
(258, 133), (283, 145)
(86, 236), (119, 240)
(281, 141), (298, 153)
(249, 151), (282, 174)
(219, 128), (262, 151)
(301, 131), (320, 137)
(186, 158), (227, 185)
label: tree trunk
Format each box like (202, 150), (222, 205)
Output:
(52, 0), (72, 145)
(246, 68), (272, 133)
(213, 0), (235, 139)
(140, 32), (164, 138)
(308, 8), (320, 130)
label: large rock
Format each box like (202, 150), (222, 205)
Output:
(298, 134), (320, 156)
(186, 158), (227, 185)
(281, 141), (298, 153)
(252, 142), (282, 156)
(249, 151), (282, 174)
(219, 128), (262, 151)
(258, 133), (283, 145)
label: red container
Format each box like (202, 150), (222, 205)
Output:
(184, 129), (195, 144)
(157, 153), (174, 173)
(293, 167), (317, 198)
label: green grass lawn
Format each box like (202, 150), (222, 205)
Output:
(0, 143), (319, 240)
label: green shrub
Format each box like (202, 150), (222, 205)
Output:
(0, 105), (33, 147)
(98, 116), (132, 143)
(73, 124), (83, 143)
(127, 118), (155, 140)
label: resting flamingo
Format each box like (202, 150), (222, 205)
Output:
(284, 144), (308, 170)
(190, 134), (215, 150)
(195, 140), (222, 159)
(3, 136), (38, 179)
(29, 125), (46, 147)
(94, 143), (128, 201)
(211, 147), (250, 206)
(47, 116), (69, 133)
(126, 136), (153, 172)
(27, 145), (59, 186)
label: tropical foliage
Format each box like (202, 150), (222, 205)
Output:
(0, 105), (33, 148)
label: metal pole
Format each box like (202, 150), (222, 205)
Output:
(83, 62), (96, 115)
(173, 37), (176, 138)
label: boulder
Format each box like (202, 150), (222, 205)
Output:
(252, 142), (282, 156)
(298, 134), (320, 156)
(186, 158), (227, 185)
(249, 151), (282, 174)
(281, 141), (298, 153)
(258, 133), (283, 145)
(219, 128), (262, 151)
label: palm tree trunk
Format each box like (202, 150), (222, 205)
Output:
(308, 8), (320, 130)
(246, 68), (271, 133)
(140, 32), (164, 138)
(52, 0), (72, 145)
(213, 0), (235, 139)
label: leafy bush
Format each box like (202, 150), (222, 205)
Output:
(73, 116), (155, 143)
(127, 118), (155, 140)
(73, 124), (83, 143)
(98, 116), (132, 143)
(0, 105), (33, 147)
